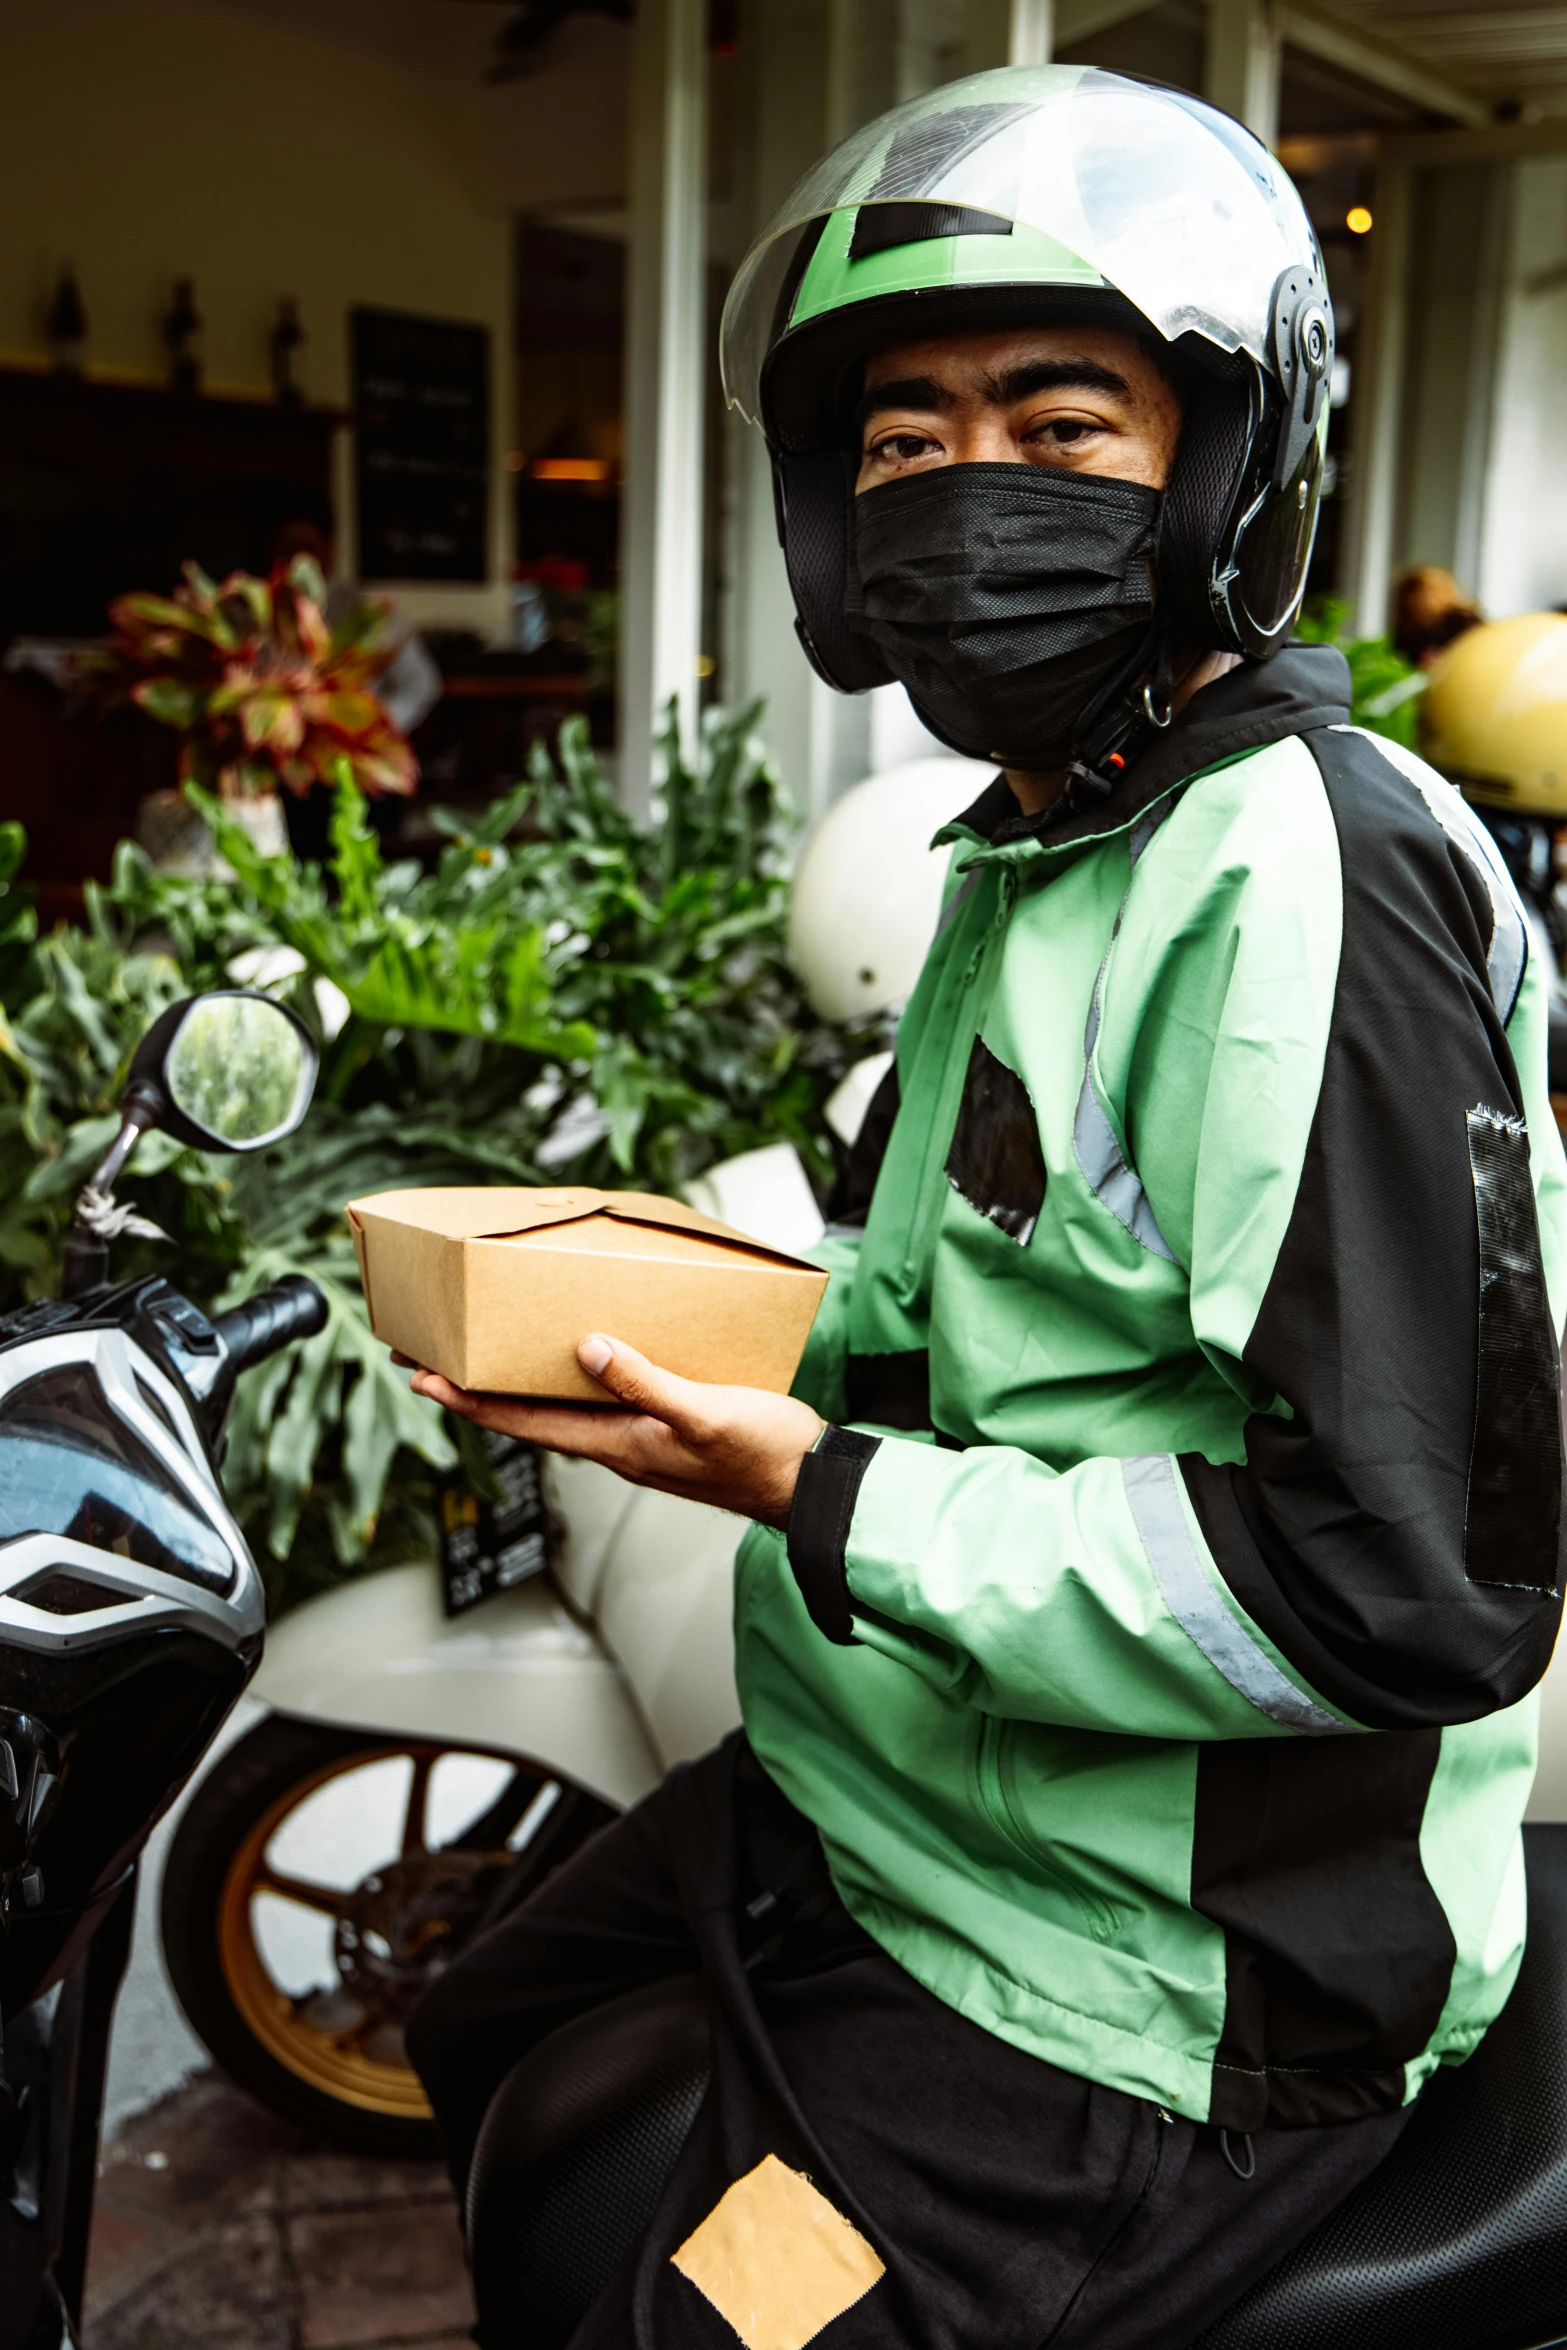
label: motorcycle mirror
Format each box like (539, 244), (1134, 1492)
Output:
(127, 990), (318, 1154)
(60, 992), (318, 1298)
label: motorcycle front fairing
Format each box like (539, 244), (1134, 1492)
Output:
(0, 1278), (265, 2015)
(0, 986), (322, 2347)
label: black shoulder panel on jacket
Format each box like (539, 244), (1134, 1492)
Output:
(1181, 725), (1564, 1730)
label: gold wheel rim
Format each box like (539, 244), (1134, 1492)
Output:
(217, 1742), (497, 2120)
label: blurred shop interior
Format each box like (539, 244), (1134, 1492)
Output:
(1, 0), (1565, 919)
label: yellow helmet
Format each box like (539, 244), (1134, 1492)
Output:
(1423, 613), (1567, 819)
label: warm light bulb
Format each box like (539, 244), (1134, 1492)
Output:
(1346, 205), (1373, 235)
(531, 457), (609, 482)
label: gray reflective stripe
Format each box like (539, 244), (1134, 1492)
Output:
(1337, 728), (1529, 1024)
(1073, 804), (1178, 1263)
(1407, 773), (1527, 1021)
(937, 870), (982, 934)
(1121, 1454), (1351, 1736)
(1127, 802), (1171, 867)
(1074, 981), (1177, 1261)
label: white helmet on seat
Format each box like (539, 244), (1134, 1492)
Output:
(789, 756), (991, 1024)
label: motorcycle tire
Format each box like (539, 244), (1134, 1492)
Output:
(160, 1711), (615, 2159)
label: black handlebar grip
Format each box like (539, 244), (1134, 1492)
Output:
(212, 1275), (329, 1377)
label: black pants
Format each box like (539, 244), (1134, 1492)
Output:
(408, 1734), (1409, 2350)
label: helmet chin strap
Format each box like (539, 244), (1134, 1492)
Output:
(1054, 620), (1181, 814)
(980, 620), (1233, 823)
(1053, 633), (1247, 818)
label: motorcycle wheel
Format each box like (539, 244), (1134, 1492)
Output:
(160, 1711), (614, 2158)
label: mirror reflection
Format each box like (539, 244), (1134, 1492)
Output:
(165, 995), (311, 1147)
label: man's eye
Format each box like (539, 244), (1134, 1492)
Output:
(870, 433), (937, 462)
(1036, 419), (1097, 446)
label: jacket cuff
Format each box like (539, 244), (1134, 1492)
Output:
(787, 1425), (881, 1644)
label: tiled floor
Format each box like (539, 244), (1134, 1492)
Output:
(86, 2073), (475, 2350)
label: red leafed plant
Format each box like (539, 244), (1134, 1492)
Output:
(84, 554), (417, 800)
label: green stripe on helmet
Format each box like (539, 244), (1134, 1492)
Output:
(788, 202), (1105, 336)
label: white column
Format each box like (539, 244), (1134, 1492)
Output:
(722, 0), (973, 827)
(1009, 0), (1055, 65)
(720, 0), (831, 818)
(1452, 164), (1513, 596)
(827, 0), (899, 146)
(618, 0), (710, 819)
(1340, 149), (1411, 637)
(1205, 0), (1280, 147)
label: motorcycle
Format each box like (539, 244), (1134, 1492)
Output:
(0, 986), (327, 2350)
(171, 1087), (1567, 2349)
(3, 837), (1559, 2350)
(137, 751), (1567, 2345)
(159, 1175), (1567, 2350)
(151, 1140), (1567, 2346)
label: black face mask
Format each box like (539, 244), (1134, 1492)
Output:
(845, 462), (1162, 769)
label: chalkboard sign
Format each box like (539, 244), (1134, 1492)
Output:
(351, 306), (489, 583)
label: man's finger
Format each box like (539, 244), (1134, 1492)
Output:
(576, 1335), (710, 1435)
(409, 1368), (544, 1438)
(409, 1367), (639, 1454)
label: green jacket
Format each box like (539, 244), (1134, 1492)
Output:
(734, 646), (1567, 2130)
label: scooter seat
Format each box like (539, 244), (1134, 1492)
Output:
(469, 1830), (1567, 2350)
(1197, 1820), (1567, 2350)
(466, 1971), (711, 2350)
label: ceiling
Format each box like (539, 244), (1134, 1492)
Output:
(199, 0), (1567, 127)
(201, 0), (628, 82)
(202, 0), (490, 75)
(1312, 0), (1567, 111)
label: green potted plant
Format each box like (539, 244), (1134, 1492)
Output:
(80, 553), (416, 875)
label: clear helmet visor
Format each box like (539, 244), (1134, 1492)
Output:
(721, 64), (1322, 427)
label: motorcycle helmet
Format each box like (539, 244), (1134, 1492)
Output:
(1423, 613), (1567, 819)
(720, 64), (1333, 749)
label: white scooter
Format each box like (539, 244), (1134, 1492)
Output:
(157, 757), (984, 2154)
(158, 756), (1567, 2159)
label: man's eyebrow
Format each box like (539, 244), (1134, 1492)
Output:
(857, 374), (953, 428)
(857, 356), (1135, 436)
(986, 357), (1132, 404)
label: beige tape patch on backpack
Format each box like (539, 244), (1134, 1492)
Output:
(670, 2153), (885, 2350)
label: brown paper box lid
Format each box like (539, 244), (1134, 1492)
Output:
(344, 1186), (820, 1273)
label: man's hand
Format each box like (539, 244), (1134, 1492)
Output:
(406, 1336), (825, 1529)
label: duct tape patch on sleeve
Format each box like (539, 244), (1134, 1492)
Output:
(945, 1035), (1047, 1246)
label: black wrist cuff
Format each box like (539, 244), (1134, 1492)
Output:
(787, 1425), (881, 1645)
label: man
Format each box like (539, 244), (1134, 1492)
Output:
(406, 68), (1567, 2349)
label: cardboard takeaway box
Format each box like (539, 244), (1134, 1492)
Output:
(347, 1186), (829, 1402)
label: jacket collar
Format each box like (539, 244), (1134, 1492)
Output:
(941, 644), (1355, 856)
